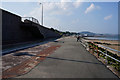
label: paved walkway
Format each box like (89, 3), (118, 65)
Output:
(17, 37), (118, 78)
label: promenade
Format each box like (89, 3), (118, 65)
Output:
(16, 37), (117, 78)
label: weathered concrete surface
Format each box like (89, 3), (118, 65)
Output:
(2, 40), (61, 78)
(17, 37), (118, 78)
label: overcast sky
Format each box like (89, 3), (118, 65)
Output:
(1, 1), (118, 34)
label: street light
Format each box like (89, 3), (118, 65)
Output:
(39, 3), (43, 26)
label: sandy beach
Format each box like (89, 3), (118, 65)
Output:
(92, 40), (119, 50)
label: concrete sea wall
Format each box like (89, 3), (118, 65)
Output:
(2, 9), (61, 45)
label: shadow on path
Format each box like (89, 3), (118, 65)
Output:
(13, 52), (103, 65)
(46, 57), (103, 65)
(13, 52), (36, 56)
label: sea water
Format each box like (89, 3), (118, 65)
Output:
(86, 36), (119, 40)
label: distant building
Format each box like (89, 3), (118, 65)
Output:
(84, 34), (88, 37)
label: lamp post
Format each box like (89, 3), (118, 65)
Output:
(40, 3), (43, 26)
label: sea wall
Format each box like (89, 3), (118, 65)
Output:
(2, 9), (60, 45)
(30, 22), (60, 39)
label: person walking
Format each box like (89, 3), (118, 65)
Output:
(77, 36), (80, 42)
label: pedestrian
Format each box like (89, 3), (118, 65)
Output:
(77, 36), (80, 42)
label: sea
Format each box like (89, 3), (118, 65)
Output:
(86, 36), (119, 40)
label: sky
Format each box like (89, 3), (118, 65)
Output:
(1, 0), (119, 34)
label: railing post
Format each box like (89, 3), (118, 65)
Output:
(32, 17), (33, 22)
(97, 47), (99, 58)
(86, 42), (89, 50)
(105, 48), (108, 65)
(92, 47), (94, 55)
(92, 43), (94, 55)
(88, 44), (90, 52)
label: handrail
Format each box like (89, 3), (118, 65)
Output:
(97, 44), (120, 53)
(22, 17), (40, 24)
(80, 38), (120, 63)
(98, 50), (120, 63)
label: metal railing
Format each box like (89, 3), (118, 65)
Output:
(22, 17), (40, 24)
(98, 50), (120, 63)
(80, 38), (120, 63)
(98, 44), (120, 53)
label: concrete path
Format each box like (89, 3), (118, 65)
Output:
(17, 37), (118, 78)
